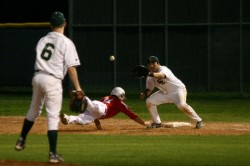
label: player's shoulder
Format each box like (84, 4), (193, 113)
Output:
(101, 95), (118, 102)
(109, 96), (126, 105)
(159, 65), (169, 70)
(109, 95), (120, 102)
(48, 32), (73, 42)
(159, 65), (171, 73)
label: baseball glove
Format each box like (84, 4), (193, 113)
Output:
(69, 90), (88, 113)
(132, 65), (149, 79)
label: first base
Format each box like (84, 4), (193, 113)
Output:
(162, 122), (192, 128)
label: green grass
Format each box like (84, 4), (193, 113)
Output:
(1, 134), (250, 166)
(1, 93), (250, 122)
(1, 93), (250, 165)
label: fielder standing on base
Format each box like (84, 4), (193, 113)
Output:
(140, 56), (204, 129)
(15, 11), (84, 163)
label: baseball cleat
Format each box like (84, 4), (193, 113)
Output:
(60, 113), (69, 125)
(49, 152), (64, 164)
(15, 138), (25, 151)
(146, 122), (162, 129)
(195, 120), (204, 129)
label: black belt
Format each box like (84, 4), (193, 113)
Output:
(35, 70), (53, 76)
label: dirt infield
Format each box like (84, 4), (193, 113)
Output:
(1, 116), (250, 166)
(1, 116), (250, 136)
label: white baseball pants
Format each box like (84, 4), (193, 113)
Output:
(26, 73), (62, 130)
(146, 88), (202, 124)
(67, 97), (107, 125)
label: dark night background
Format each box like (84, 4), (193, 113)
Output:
(1, 0), (250, 93)
(0, 0), (68, 23)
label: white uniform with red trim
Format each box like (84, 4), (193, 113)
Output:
(26, 31), (80, 130)
(66, 95), (139, 125)
(145, 65), (202, 124)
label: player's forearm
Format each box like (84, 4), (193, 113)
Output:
(94, 119), (102, 130)
(144, 89), (151, 96)
(149, 72), (165, 79)
(67, 67), (82, 91)
(140, 89), (151, 99)
(133, 117), (146, 126)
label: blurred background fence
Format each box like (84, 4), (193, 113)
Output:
(1, 0), (250, 95)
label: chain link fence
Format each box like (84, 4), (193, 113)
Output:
(1, 0), (250, 94)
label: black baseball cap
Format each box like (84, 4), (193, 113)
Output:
(148, 56), (159, 64)
(50, 11), (66, 27)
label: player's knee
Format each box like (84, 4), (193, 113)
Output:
(48, 122), (59, 130)
(146, 96), (154, 103)
(176, 103), (187, 111)
(146, 98), (156, 108)
(26, 111), (40, 121)
(146, 98), (151, 105)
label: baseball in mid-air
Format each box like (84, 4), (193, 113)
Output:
(109, 55), (115, 61)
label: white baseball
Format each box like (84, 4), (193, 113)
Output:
(109, 55), (115, 61)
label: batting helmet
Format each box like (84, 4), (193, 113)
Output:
(50, 11), (66, 27)
(110, 87), (126, 100)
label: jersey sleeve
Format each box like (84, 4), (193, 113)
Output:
(64, 39), (81, 68)
(119, 101), (138, 119)
(160, 66), (170, 79)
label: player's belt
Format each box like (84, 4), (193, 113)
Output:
(35, 70), (54, 76)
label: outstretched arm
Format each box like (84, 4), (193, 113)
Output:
(94, 119), (102, 130)
(133, 117), (146, 126)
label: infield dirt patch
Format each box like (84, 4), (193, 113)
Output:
(1, 116), (250, 136)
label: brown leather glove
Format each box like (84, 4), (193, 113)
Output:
(69, 90), (87, 113)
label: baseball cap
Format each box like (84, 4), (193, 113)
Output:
(148, 56), (159, 64)
(50, 11), (66, 27)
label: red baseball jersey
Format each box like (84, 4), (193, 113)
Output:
(99, 95), (138, 120)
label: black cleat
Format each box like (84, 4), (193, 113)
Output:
(15, 138), (25, 151)
(196, 121), (204, 129)
(147, 122), (162, 129)
(49, 152), (64, 164)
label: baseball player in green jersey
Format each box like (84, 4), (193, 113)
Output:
(141, 56), (204, 129)
(15, 11), (84, 163)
